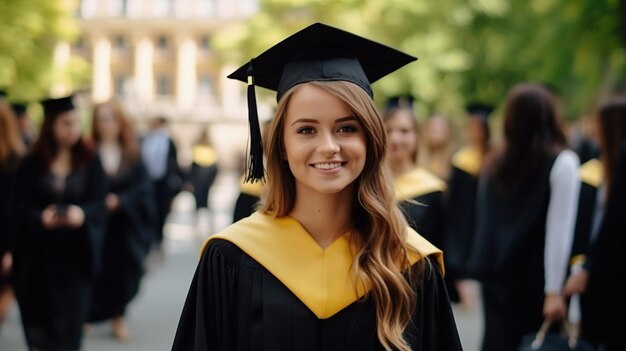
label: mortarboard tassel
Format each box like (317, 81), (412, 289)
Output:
(244, 62), (265, 183)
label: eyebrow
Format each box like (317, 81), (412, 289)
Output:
(290, 115), (356, 126)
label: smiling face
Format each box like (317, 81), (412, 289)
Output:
(384, 109), (418, 165)
(282, 83), (367, 197)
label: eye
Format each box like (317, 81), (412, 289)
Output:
(337, 125), (358, 133)
(297, 126), (315, 135)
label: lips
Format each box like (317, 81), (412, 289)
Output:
(311, 162), (344, 170)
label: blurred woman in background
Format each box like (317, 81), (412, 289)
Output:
(468, 83), (579, 351)
(0, 97), (25, 331)
(89, 100), (156, 340)
(12, 95), (107, 351)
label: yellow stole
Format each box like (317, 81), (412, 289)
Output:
(238, 176), (264, 197)
(200, 212), (443, 319)
(451, 146), (482, 176)
(192, 145), (218, 167)
(395, 167), (447, 202)
(578, 158), (603, 188)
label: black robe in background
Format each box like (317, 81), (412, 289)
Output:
(232, 179), (263, 223)
(583, 141), (626, 351)
(12, 154), (107, 350)
(442, 147), (483, 303)
(399, 191), (445, 253)
(172, 239), (462, 351)
(89, 159), (156, 322)
(467, 155), (557, 351)
(0, 153), (21, 287)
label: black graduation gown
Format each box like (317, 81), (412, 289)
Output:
(583, 142), (626, 351)
(232, 178), (263, 223)
(12, 154), (107, 350)
(442, 147), (483, 302)
(189, 146), (219, 209)
(467, 155), (557, 351)
(0, 154), (21, 287)
(89, 159), (156, 322)
(172, 239), (462, 351)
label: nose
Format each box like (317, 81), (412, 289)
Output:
(318, 132), (340, 155)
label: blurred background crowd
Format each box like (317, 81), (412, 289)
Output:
(0, 0), (625, 350)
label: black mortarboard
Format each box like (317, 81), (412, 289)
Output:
(228, 22), (417, 182)
(10, 102), (28, 117)
(40, 95), (75, 119)
(384, 94), (415, 112)
(466, 102), (494, 121)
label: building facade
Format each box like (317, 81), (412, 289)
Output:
(72, 0), (257, 123)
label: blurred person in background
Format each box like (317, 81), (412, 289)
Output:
(12, 95), (107, 351)
(0, 95), (26, 332)
(467, 83), (579, 351)
(443, 101), (495, 305)
(564, 96), (626, 351)
(88, 100), (156, 341)
(421, 113), (454, 181)
(140, 116), (183, 260)
(10, 102), (36, 149)
(187, 128), (219, 227)
(382, 95), (446, 249)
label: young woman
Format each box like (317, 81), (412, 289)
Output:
(89, 100), (155, 340)
(564, 96), (626, 351)
(0, 98), (25, 330)
(172, 23), (462, 351)
(382, 96), (446, 249)
(467, 83), (580, 351)
(12, 95), (107, 351)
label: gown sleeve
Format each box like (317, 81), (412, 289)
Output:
(409, 257), (463, 351)
(79, 155), (108, 278)
(172, 240), (240, 351)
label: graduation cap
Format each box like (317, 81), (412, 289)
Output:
(466, 102), (495, 121)
(228, 22), (417, 182)
(40, 95), (75, 119)
(384, 94), (415, 112)
(10, 102), (28, 117)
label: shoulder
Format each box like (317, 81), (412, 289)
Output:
(551, 150), (580, 177)
(451, 147), (482, 176)
(200, 238), (244, 270)
(577, 158), (602, 188)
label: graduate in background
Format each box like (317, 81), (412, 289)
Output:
(443, 101), (494, 304)
(564, 96), (626, 351)
(0, 96), (25, 331)
(10, 102), (36, 149)
(382, 95), (446, 249)
(188, 128), (219, 228)
(140, 116), (183, 257)
(421, 113), (454, 181)
(467, 83), (579, 351)
(88, 100), (156, 340)
(173, 23), (462, 351)
(12, 95), (107, 351)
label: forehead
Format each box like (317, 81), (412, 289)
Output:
(284, 83), (351, 121)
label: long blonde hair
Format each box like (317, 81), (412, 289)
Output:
(260, 81), (424, 351)
(0, 100), (25, 163)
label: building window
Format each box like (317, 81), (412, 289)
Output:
(198, 75), (214, 97)
(79, 0), (96, 18)
(157, 36), (169, 51)
(114, 75), (129, 97)
(199, 35), (211, 51)
(109, 0), (129, 16)
(114, 35), (127, 50)
(156, 74), (172, 96)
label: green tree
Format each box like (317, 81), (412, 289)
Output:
(214, 0), (626, 120)
(0, 0), (87, 101)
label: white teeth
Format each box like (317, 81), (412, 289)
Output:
(314, 162), (342, 170)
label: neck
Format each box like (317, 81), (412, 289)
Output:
(389, 158), (415, 178)
(290, 185), (355, 249)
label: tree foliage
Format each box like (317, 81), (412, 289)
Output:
(215, 0), (625, 120)
(0, 0), (87, 101)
